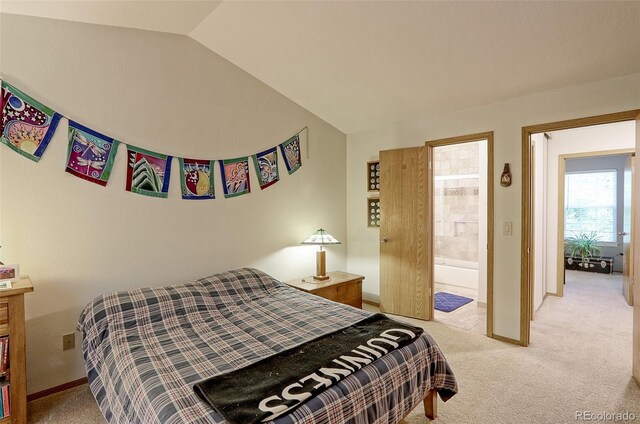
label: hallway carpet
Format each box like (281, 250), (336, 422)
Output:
(28, 271), (639, 423)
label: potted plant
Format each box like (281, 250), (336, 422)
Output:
(565, 231), (602, 268)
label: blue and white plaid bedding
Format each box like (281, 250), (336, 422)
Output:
(78, 268), (457, 424)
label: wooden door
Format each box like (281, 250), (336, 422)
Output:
(623, 155), (634, 306)
(379, 147), (431, 320)
(633, 114), (640, 386)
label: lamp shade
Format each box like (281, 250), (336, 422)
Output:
(301, 228), (341, 245)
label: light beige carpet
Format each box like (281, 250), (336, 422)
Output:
(28, 271), (639, 423)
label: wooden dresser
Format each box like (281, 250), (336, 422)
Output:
(284, 271), (364, 309)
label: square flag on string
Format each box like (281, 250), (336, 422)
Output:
(126, 145), (172, 198)
(1, 81), (62, 162)
(252, 147), (279, 190)
(279, 134), (302, 174)
(179, 158), (215, 200)
(220, 157), (250, 198)
(66, 121), (119, 186)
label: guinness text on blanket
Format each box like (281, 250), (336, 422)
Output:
(193, 313), (423, 424)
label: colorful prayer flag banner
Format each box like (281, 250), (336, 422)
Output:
(0, 81), (62, 162)
(220, 156), (250, 198)
(66, 121), (119, 186)
(252, 146), (279, 190)
(279, 134), (302, 174)
(126, 145), (172, 198)
(178, 158), (215, 200)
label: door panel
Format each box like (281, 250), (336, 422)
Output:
(623, 155), (634, 305)
(634, 113), (640, 386)
(379, 147), (431, 320)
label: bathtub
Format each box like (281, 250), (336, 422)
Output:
(434, 257), (478, 290)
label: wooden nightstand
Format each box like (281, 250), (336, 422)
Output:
(285, 271), (364, 309)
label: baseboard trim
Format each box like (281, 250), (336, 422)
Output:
(491, 333), (522, 346)
(362, 299), (380, 307)
(27, 377), (88, 402)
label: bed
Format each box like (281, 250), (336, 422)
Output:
(77, 268), (457, 423)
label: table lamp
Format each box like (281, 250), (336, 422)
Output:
(301, 228), (341, 281)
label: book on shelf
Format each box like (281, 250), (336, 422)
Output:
(0, 337), (7, 374)
(0, 303), (7, 326)
(2, 384), (10, 417)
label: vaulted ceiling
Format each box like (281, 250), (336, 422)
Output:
(2, 1), (639, 134)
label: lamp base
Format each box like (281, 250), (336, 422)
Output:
(313, 275), (331, 281)
(314, 250), (330, 281)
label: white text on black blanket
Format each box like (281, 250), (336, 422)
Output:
(258, 328), (417, 421)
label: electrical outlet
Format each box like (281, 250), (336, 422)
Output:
(62, 333), (75, 350)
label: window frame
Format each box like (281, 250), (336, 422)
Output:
(564, 168), (618, 244)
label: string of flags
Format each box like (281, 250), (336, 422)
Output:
(0, 80), (303, 200)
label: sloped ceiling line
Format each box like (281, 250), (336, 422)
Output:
(2, 1), (640, 134)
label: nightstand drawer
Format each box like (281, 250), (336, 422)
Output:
(313, 285), (340, 301)
(337, 281), (361, 303)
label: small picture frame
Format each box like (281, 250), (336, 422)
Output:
(0, 264), (20, 289)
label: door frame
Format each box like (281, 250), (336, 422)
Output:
(624, 155), (635, 306)
(556, 148), (635, 297)
(425, 132), (495, 338)
(521, 109), (640, 347)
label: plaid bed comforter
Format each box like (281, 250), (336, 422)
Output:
(78, 268), (457, 424)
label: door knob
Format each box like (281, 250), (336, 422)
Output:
(380, 236), (388, 243)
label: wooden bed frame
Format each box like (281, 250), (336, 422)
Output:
(423, 390), (438, 420)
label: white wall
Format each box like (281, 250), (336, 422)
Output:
(0, 15), (347, 394)
(545, 122), (635, 294)
(347, 73), (640, 341)
(532, 133), (547, 312)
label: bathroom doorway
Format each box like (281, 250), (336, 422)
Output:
(426, 133), (494, 336)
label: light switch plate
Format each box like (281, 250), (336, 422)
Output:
(503, 222), (513, 236)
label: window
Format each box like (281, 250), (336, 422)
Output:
(564, 170), (617, 243)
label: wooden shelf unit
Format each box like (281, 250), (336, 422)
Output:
(0, 277), (33, 424)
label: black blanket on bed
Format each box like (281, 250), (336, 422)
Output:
(193, 313), (423, 424)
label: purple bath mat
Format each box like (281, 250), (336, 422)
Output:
(434, 292), (474, 312)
